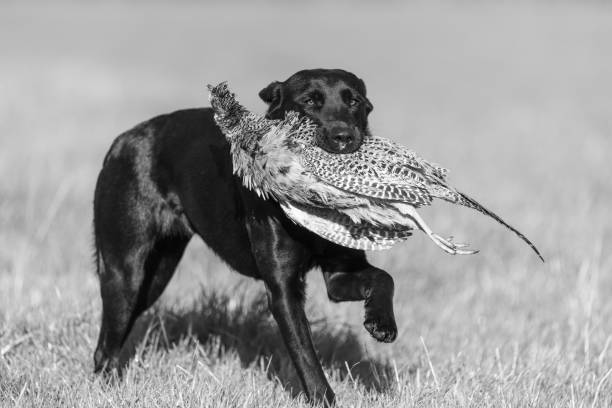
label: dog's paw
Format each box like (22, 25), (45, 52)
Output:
(364, 313), (397, 343)
(94, 348), (121, 378)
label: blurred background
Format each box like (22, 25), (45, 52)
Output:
(1, 2), (611, 406)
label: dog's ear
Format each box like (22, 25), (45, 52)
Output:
(259, 81), (284, 118)
(357, 78), (373, 114)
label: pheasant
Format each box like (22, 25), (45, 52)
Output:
(208, 82), (544, 261)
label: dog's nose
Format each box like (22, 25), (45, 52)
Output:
(331, 129), (353, 145)
(316, 123), (362, 154)
(328, 127), (357, 152)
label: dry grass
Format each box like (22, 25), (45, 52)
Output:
(1, 2), (612, 407)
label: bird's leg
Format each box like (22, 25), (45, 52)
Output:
(402, 206), (478, 255)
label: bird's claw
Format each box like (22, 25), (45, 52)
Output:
(445, 236), (469, 249)
(432, 233), (479, 255)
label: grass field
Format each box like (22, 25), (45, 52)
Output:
(1, 2), (612, 407)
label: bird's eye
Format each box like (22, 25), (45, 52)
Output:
(304, 98), (315, 106)
(348, 98), (359, 107)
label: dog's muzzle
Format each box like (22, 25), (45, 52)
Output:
(317, 122), (363, 154)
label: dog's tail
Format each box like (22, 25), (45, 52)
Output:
(92, 238), (105, 277)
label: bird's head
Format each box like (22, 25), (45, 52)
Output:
(207, 82), (248, 136)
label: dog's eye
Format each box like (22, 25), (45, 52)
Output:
(304, 98), (315, 106)
(348, 98), (359, 107)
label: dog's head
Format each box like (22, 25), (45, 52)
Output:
(259, 69), (373, 154)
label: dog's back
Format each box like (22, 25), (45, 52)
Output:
(95, 107), (262, 275)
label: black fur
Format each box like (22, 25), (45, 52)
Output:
(93, 69), (395, 406)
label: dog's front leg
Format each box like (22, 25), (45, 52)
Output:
(319, 251), (397, 343)
(246, 215), (335, 406)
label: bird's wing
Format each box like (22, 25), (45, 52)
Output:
(280, 201), (412, 250)
(361, 136), (449, 181)
(300, 146), (434, 206)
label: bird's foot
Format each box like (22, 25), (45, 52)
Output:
(431, 234), (479, 255)
(445, 236), (470, 248)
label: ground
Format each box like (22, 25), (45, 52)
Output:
(1, 2), (611, 407)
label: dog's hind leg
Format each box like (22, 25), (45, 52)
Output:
(319, 249), (397, 343)
(94, 229), (191, 373)
(92, 135), (193, 374)
(94, 241), (148, 374)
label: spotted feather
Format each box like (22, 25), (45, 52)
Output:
(207, 82), (544, 261)
(280, 201), (413, 250)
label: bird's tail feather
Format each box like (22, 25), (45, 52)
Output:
(456, 191), (544, 262)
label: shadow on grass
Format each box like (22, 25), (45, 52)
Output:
(119, 287), (395, 395)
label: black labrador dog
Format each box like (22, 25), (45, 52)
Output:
(93, 68), (396, 406)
